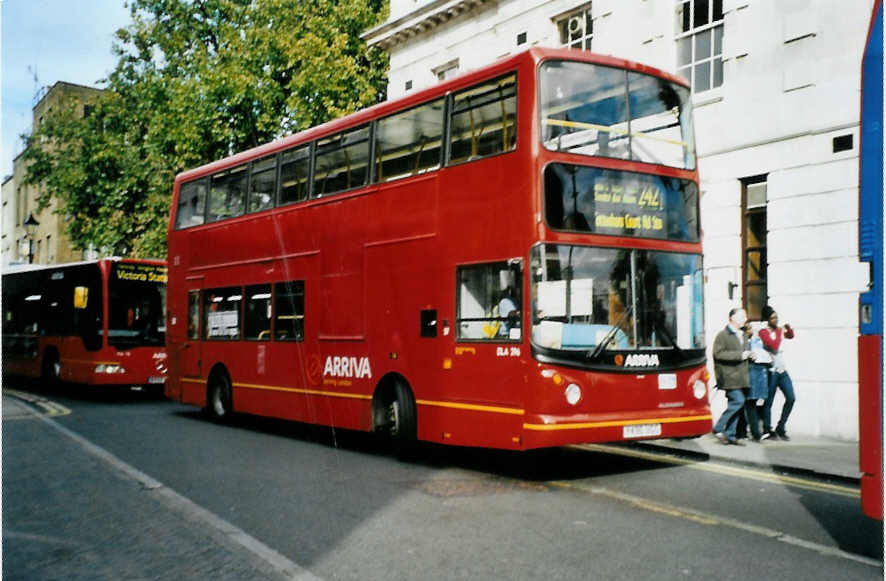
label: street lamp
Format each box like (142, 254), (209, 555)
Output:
(23, 212), (39, 264)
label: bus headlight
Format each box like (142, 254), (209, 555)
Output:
(95, 364), (126, 374)
(565, 383), (582, 405)
(693, 380), (707, 399)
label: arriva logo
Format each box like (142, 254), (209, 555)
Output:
(623, 353), (660, 367)
(323, 356), (373, 379)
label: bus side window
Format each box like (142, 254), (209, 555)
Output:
(448, 74), (517, 165)
(244, 284), (272, 341)
(375, 98), (444, 182)
(314, 126), (370, 196)
(455, 261), (522, 342)
(274, 281), (304, 341)
(187, 291), (201, 340)
(203, 287), (242, 340)
(207, 165), (247, 223)
(248, 155), (277, 214)
(175, 179), (207, 229)
(279, 144), (311, 205)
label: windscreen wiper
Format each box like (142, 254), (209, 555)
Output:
(588, 303), (634, 361)
(652, 318), (684, 356)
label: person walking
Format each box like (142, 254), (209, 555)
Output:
(711, 308), (755, 445)
(745, 323), (772, 442)
(759, 306), (796, 441)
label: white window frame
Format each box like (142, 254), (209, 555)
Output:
(675, 0), (724, 94)
(554, 3), (593, 51)
(433, 59), (460, 82)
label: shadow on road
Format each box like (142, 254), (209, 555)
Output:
(174, 406), (677, 483)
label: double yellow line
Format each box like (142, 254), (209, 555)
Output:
(573, 443), (860, 498)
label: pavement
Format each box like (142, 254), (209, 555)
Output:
(638, 432), (862, 483)
(2, 390), (862, 484)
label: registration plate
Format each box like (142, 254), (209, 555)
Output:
(623, 423), (662, 439)
(147, 376), (166, 384)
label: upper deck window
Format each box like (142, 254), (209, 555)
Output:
(540, 61), (696, 170)
(175, 179), (207, 229)
(449, 74), (517, 164)
(314, 125), (370, 196)
(279, 144), (311, 205)
(375, 98), (444, 182)
(248, 154), (277, 213)
(207, 165), (248, 223)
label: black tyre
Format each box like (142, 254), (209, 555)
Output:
(389, 380), (417, 456)
(206, 370), (233, 421)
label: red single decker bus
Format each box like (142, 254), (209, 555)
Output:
(2, 258), (168, 388)
(165, 48), (711, 450)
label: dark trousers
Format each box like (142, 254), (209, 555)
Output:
(762, 371), (795, 434)
(734, 400), (763, 440)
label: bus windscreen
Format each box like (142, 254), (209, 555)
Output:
(107, 263), (168, 349)
(531, 244), (705, 367)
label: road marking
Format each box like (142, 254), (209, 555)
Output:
(23, 404), (323, 581)
(574, 443), (860, 499)
(3, 389), (71, 419)
(549, 479), (882, 568)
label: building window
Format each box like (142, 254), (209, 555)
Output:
(405, 80), (413, 91)
(742, 176), (767, 321)
(556, 4), (593, 50)
(676, 0), (724, 93)
(434, 60), (460, 81)
(516, 31), (527, 45)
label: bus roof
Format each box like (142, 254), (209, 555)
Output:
(175, 47), (689, 184)
(1, 257), (166, 277)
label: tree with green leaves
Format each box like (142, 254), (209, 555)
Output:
(24, 0), (388, 258)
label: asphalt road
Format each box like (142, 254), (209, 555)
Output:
(3, 379), (883, 580)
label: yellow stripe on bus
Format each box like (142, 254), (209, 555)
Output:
(416, 399), (525, 416)
(523, 414), (712, 431)
(233, 382), (372, 400)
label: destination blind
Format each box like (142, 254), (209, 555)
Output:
(113, 263), (168, 284)
(544, 163), (699, 242)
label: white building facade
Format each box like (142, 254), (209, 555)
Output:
(365, 0), (873, 440)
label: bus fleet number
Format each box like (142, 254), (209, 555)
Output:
(497, 346), (521, 357)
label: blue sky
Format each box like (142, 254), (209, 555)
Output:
(2, 0), (131, 177)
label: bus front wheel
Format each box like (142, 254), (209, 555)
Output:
(389, 380), (417, 454)
(206, 370), (233, 421)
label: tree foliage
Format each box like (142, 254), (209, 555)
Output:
(24, 0), (388, 257)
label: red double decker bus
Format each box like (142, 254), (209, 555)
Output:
(2, 258), (168, 389)
(165, 48), (711, 450)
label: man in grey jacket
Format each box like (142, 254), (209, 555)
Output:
(711, 308), (756, 445)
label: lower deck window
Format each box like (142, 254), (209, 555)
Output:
(274, 281), (304, 341)
(204, 287), (242, 340)
(456, 260), (522, 341)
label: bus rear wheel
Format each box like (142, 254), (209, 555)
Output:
(206, 371), (233, 421)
